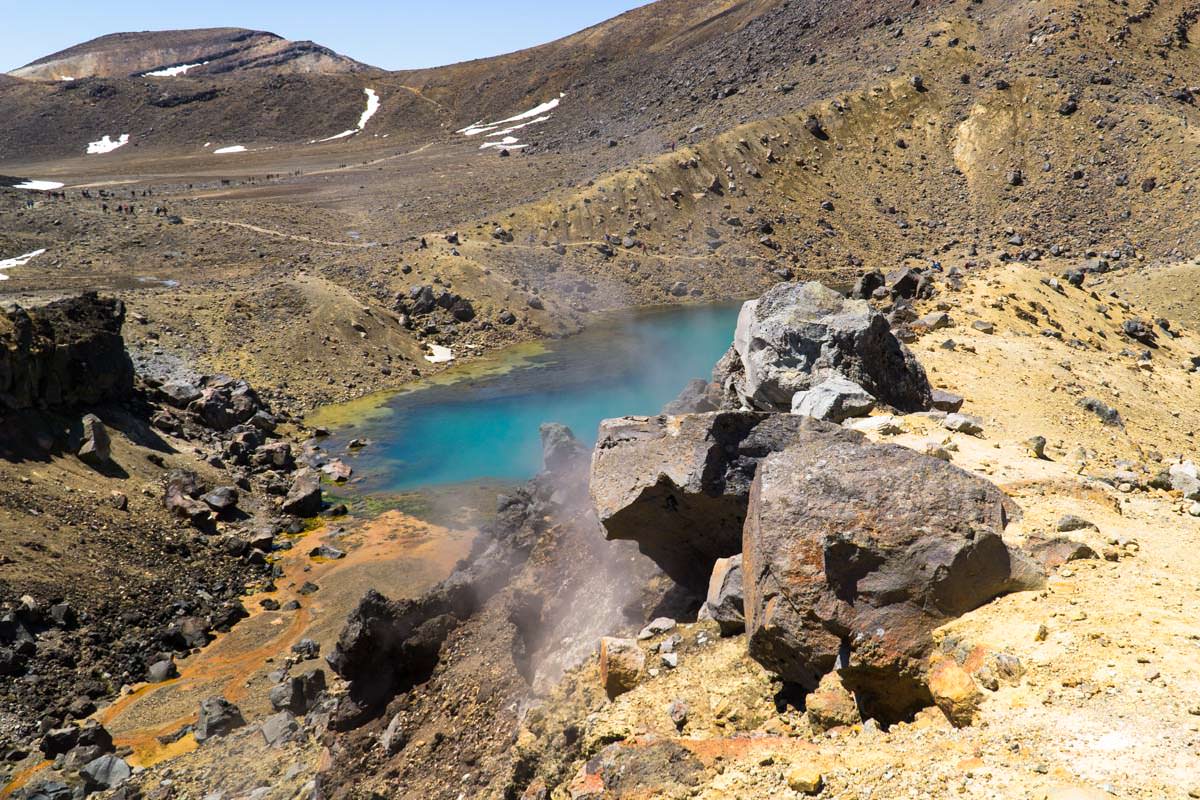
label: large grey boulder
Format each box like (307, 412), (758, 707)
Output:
(1169, 461), (1200, 500)
(590, 412), (813, 591)
(742, 417), (1043, 721)
(281, 468), (322, 516)
(79, 755), (130, 791)
(719, 281), (932, 412)
(194, 696), (245, 743)
(790, 376), (876, 422)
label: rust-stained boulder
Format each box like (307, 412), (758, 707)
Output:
(742, 417), (1042, 720)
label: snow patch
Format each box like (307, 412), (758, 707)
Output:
(144, 61), (209, 77)
(86, 134), (129, 155)
(213, 145), (247, 154)
(0, 248), (46, 279)
(479, 136), (527, 150)
(12, 180), (64, 191)
(310, 88), (381, 144)
(458, 93), (563, 151)
(357, 88), (380, 129)
(457, 94), (563, 136)
(315, 130), (357, 143)
(424, 344), (455, 364)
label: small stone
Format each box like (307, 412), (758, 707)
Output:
(805, 671), (861, 731)
(1024, 436), (1047, 459)
(599, 638), (644, 699)
(785, 764), (824, 794)
(667, 699), (688, 729)
(930, 389), (965, 412)
(637, 617), (676, 640)
(928, 658), (981, 727)
(943, 413), (983, 435)
(1056, 515), (1098, 533)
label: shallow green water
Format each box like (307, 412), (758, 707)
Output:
(322, 303), (742, 492)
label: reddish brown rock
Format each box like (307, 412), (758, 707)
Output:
(742, 417), (1043, 721)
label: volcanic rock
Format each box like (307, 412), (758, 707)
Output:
(790, 376), (876, 422)
(599, 637), (644, 699)
(590, 411), (814, 590)
(77, 414), (112, 467)
(703, 555), (745, 635)
(79, 755), (131, 791)
(742, 417), (1043, 720)
(281, 468), (322, 516)
(717, 281), (932, 412)
(194, 696), (245, 743)
(0, 293), (133, 411)
(805, 671), (862, 731)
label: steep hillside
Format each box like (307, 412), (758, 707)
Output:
(8, 28), (368, 81)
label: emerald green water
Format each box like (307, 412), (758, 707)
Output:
(320, 303), (741, 492)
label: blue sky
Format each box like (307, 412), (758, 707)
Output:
(1, 1), (650, 73)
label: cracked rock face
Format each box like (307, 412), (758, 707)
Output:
(742, 417), (1043, 721)
(716, 281), (932, 413)
(0, 293), (133, 412)
(589, 411), (814, 591)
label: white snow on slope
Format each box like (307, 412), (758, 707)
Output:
(144, 61), (209, 77)
(213, 145), (247, 154)
(86, 134), (129, 155)
(0, 249), (46, 279)
(424, 344), (455, 363)
(316, 130), (358, 143)
(358, 88), (380, 128)
(457, 94), (564, 136)
(458, 93), (563, 151)
(311, 88), (381, 144)
(12, 180), (64, 191)
(479, 136), (527, 150)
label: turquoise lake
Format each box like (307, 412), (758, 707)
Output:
(320, 302), (742, 492)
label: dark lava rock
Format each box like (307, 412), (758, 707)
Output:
(712, 282), (932, 413)
(590, 411), (814, 591)
(268, 668), (326, 714)
(742, 417), (1044, 721)
(194, 697), (245, 743)
(0, 293), (134, 412)
(281, 469), (322, 516)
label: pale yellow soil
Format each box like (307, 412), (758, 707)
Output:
(524, 264), (1200, 799)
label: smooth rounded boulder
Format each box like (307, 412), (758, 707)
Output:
(742, 417), (1043, 721)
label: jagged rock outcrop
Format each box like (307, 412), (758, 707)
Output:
(742, 417), (1044, 721)
(590, 412), (812, 591)
(711, 282), (932, 413)
(0, 293), (134, 412)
